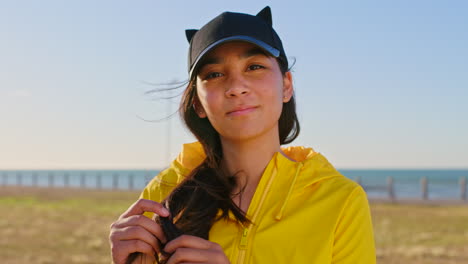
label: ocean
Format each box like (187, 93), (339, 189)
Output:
(1, 169), (467, 200)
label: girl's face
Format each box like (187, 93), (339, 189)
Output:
(194, 41), (293, 143)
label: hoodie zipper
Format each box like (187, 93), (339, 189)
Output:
(236, 166), (278, 264)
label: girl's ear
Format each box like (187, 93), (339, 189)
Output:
(282, 71), (293, 103)
(193, 97), (207, 118)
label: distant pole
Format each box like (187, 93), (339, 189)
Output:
(387, 176), (395, 201)
(64, 172), (69, 187)
(460, 177), (467, 201)
(96, 172), (102, 189)
(32, 172), (38, 186)
(16, 172), (22, 186)
(48, 172), (54, 187)
(113, 173), (119, 190)
(129, 173), (134, 190)
(421, 177), (428, 200)
(80, 172), (86, 188)
(1, 172), (6, 186)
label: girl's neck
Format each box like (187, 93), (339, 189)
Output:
(220, 130), (281, 195)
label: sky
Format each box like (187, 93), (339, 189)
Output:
(0, 0), (467, 170)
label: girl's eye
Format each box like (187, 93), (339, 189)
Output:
(248, 64), (265, 71)
(205, 72), (223, 80)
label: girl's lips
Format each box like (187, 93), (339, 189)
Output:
(226, 106), (257, 117)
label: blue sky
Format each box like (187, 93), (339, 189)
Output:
(1, 0), (467, 169)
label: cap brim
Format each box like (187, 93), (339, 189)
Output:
(189, 36), (280, 79)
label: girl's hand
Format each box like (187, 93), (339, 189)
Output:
(163, 235), (230, 264)
(109, 199), (170, 264)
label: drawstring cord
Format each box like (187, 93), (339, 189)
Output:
(275, 162), (303, 220)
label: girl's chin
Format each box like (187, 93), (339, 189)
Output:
(218, 129), (269, 143)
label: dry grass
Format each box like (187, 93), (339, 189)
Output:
(1, 186), (140, 264)
(370, 200), (468, 264)
(1, 186), (468, 264)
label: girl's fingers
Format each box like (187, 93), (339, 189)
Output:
(111, 225), (161, 253)
(112, 214), (167, 244)
(119, 199), (170, 219)
(110, 199), (170, 264)
(165, 248), (207, 264)
(162, 236), (229, 264)
(114, 239), (155, 262)
(165, 247), (228, 264)
(164, 235), (215, 253)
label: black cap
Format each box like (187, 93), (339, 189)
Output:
(185, 6), (288, 79)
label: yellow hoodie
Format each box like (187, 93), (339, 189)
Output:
(140, 142), (376, 264)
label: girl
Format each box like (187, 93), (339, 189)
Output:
(109, 6), (376, 264)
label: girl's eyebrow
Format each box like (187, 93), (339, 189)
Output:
(240, 48), (268, 59)
(200, 57), (222, 67)
(200, 48), (268, 67)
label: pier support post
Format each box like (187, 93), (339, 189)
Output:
(32, 172), (38, 186)
(16, 172), (22, 186)
(460, 177), (467, 201)
(80, 172), (86, 188)
(64, 172), (69, 187)
(48, 172), (54, 187)
(1, 172), (6, 186)
(113, 173), (119, 190)
(387, 176), (395, 201)
(421, 177), (428, 200)
(129, 173), (134, 190)
(96, 172), (102, 189)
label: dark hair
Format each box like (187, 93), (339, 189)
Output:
(157, 57), (300, 240)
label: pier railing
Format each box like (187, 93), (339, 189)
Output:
(355, 176), (467, 201)
(0, 171), (156, 191)
(1, 171), (467, 201)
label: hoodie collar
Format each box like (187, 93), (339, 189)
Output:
(176, 142), (318, 169)
(176, 142), (343, 220)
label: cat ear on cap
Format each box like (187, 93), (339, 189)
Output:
(256, 6), (272, 26)
(185, 29), (198, 43)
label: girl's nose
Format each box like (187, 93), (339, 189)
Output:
(224, 74), (250, 97)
